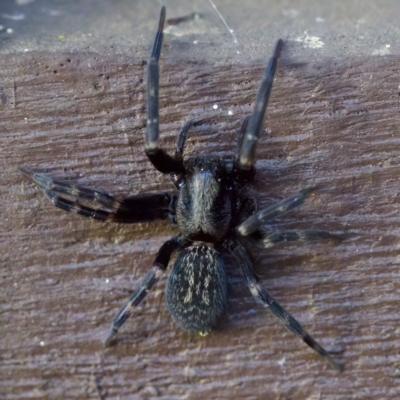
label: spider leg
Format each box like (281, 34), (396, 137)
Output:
(237, 187), (316, 236)
(20, 166), (176, 223)
(247, 229), (344, 249)
(228, 240), (343, 371)
(145, 6), (184, 174)
(105, 235), (188, 346)
(239, 39), (283, 170)
(237, 114), (251, 157)
(175, 118), (206, 160)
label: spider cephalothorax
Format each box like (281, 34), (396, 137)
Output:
(21, 7), (343, 371)
(176, 157), (242, 241)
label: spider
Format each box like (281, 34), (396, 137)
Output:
(21, 6), (343, 371)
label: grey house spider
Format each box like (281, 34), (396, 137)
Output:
(21, 7), (343, 371)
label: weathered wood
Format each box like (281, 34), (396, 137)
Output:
(1, 46), (400, 399)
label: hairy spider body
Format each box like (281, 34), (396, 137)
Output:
(21, 7), (344, 371)
(166, 245), (227, 334)
(176, 157), (243, 242)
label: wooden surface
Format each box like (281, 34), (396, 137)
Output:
(1, 44), (400, 399)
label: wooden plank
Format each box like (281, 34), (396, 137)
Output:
(1, 48), (400, 399)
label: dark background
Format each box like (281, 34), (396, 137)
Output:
(1, 0), (400, 399)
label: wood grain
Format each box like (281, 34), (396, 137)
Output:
(1, 47), (400, 399)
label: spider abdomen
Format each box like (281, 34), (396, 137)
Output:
(165, 245), (227, 335)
